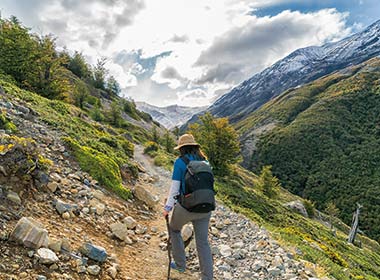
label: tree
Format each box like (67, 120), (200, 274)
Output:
(325, 202), (340, 229)
(172, 126), (180, 140)
(93, 58), (108, 90)
(108, 101), (122, 127)
(106, 76), (121, 96)
(188, 112), (241, 175)
(164, 129), (176, 153)
(68, 51), (91, 79)
(151, 126), (160, 143)
(256, 165), (280, 198)
(73, 81), (89, 109)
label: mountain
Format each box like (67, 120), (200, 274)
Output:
(136, 102), (206, 129)
(236, 57), (380, 241)
(207, 19), (380, 122)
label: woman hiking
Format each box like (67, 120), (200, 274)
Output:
(163, 134), (214, 280)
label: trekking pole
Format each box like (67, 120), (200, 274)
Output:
(165, 214), (172, 280)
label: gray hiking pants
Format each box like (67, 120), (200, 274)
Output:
(170, 203), (213, 280)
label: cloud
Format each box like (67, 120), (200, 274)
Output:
(195, 8), (351, 85)
(33, 0), (146, 50)
(169, 34), (190, 43)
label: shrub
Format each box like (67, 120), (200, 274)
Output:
(144, 141), (160, 155)
(304, 199), (316, 218)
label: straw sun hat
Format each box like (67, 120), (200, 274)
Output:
(174, 134), (200, 150)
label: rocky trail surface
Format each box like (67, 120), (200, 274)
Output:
(0, 96), (325, 280)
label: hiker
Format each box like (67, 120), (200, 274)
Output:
(163, 133), (214, 280)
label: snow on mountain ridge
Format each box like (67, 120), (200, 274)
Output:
(208, 19), (380, 121)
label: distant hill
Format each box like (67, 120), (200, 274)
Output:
(203, 19), (380, 123)
(136, 102), (206, 129)
(236, 57), (380, 241)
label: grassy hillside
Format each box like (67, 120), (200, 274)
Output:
(0, 79), (154, 199)
(236, 58), (380, 241)
(216, 166), (380, 279)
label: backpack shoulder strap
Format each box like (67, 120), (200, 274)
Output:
(180, 155), (190, 166)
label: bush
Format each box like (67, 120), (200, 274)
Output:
(0, 111), (17, 132)
(144, 141), (160, 155)
(304, 199), (315, 218)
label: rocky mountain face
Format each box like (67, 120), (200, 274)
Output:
(136, 102), (206, 129)
(207, 19), (380, 122)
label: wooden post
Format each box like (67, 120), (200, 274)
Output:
(347, 203), (362, 244)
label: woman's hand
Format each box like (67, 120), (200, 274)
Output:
(163, 210), (170, 217)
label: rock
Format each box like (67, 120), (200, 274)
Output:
(87, 265), (101, 276)
(80, 242), (108, 262)
(110, 222), (129, 241)
(92, 190), (105, 200)
(62, 212), (71, 220)
(0, 165), (7, 176)
(47, 182), (58, 192)
(108, 265), (118, 279)
(90, 199), (106, 215)
(50, 173), (62, 182)
(219, 244), (232, 257)
(6, 191), (21, 204)
(135, 224), (147, 235)
(123, 216), (137, 229)
(284, 200), (308, 217)
(133, 184), (159, 208)
(55, 199), (78, 215)
(37, 276), (47, 280)
(37, 248), (59, 264)
(182, 224), (193, 243)
(48, 238), (62, 252)
(10, 217), (49, 249)
(61, 238), (71, 252)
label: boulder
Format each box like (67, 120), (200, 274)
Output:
(284, 201), (308, 217)
(37, 248), (59, 264)
(133, 184), (159, 208)
(110, 222), (129, 241)
(10, 217), (49, 249)
(80, 242), (107, 262)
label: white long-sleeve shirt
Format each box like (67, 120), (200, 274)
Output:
(164, 180), (181, 211)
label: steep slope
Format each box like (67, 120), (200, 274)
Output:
(136, 102), (206, 129)
(236, 57), (380, 241)
(207, 19), (380, 122)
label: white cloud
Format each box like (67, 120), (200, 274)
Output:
(195, 8), (351, 86)
(1, 1), (353, 107)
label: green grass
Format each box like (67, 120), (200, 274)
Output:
(216, 166), (380, 279)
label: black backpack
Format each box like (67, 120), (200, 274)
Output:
(178, 156), (216, 213)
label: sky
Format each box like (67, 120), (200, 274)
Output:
(1, 0), (379, 107)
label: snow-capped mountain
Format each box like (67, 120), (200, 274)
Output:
(208, 19), (380, 121)
(136, 102), (207, 129)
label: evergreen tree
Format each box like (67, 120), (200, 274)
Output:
(152, 126), (160, 143)
(106, 76), (121, 96)
(73, 81), (89, 109)
(256, 165), (280, 198)
(93, 58), (108, 90)
(108, 101), (122, 127)
(164, 129), (175, 153)
(68, 51), (91, 79)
